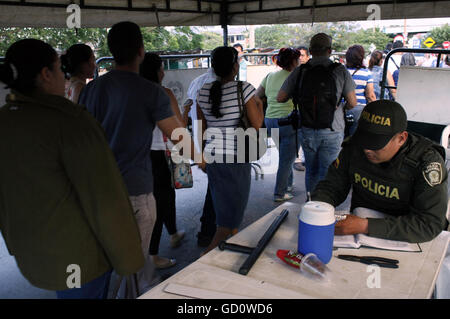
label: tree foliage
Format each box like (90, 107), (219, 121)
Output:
(201, 31), (223, 50)
(344, 28), (392, 53)
(142, 26), (203, 52)
(255, 23), (392, 54)
(426, 24), (450, 48)
(0, 27), (109, 57)
(0, 26), (203, 57)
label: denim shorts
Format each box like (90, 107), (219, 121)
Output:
(206, 162), (251, 229)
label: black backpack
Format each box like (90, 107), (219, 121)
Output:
(293, 62), (340, 129)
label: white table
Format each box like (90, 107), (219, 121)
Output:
(140, 202), (450, 299)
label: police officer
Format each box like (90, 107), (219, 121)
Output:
(312, 100), (448, 243)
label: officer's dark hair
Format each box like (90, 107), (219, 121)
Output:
(272, 48), (300, 69)
(0, 39), (58, 94)
(369, 50), (384, 70)
(140, 52), (163, 84)
(107, 21), (144, 66)
(345, 45), (366, 69)
(60, 43), (93, 79)
(209, 46), (238, 118)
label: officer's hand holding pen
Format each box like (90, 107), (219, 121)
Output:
(335, 214), (369, 236)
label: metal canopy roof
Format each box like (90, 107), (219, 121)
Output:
(0, 0), (449, 28)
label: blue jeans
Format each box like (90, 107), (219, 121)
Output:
(300, 128), (344, 193)
(56, 270), (112, 299)
(265, 118), (302, 197)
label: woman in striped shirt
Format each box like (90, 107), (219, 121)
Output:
(345, 45), (376, 136)
(197, 46), (264, 255)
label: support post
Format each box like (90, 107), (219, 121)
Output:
(220, 0), (228, 46)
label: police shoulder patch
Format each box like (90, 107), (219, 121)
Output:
(422, 162), (443, 187)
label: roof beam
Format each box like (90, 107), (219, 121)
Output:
(0, 0), (220, 14)
(227, 0), (450, 14)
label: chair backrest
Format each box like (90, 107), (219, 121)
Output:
(407, 121), (447, 144)
(397, 66), (450, 165)
(396, 66), (450, 125)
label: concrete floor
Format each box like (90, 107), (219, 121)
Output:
(0, 148), (351, 299)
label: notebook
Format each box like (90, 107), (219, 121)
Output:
(333, 208), (421, 252)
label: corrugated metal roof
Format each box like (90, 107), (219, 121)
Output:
(0, 0), (449, 27)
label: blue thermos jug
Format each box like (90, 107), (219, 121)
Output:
(298, 201), (335, 264)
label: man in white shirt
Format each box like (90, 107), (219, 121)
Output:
(387, 40), (404, 75)
(233, 43), (250, 81)
(185, 68), (218, 247)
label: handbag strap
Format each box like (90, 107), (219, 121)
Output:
(390, 57), (400, 70)
(162, 134), (172, 158)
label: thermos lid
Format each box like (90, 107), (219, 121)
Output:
(300, 201), (335, 226)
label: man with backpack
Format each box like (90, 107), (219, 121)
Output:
(277, 33), (357, 195)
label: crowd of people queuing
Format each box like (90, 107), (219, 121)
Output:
(0, 21), (447, 299)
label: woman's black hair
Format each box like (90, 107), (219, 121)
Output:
(209, 46), (238, 118)
(272, 48), (300, 69)
(0, 39), (57, 93)
(139, 52), (163, 84)
(60, 43), (93, 79)
(345, 45), (366, 69)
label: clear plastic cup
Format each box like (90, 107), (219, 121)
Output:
(300, 253), (332, 281)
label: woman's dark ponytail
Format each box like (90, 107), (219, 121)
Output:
(210, 80), (223, 118)
(209, 46), (238, 118)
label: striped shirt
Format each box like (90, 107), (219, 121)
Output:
(197, 81), (256, 158)
(347, 67), (373, 106)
